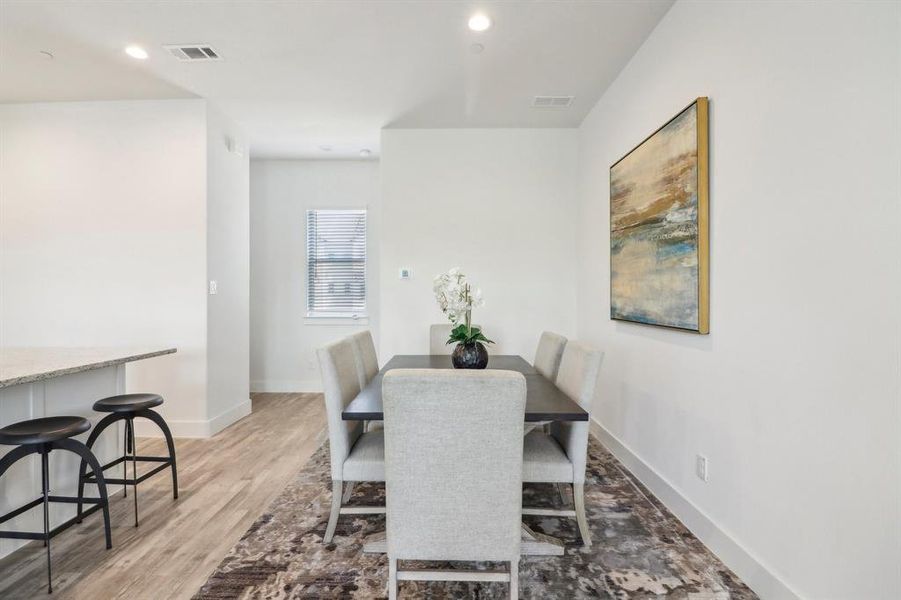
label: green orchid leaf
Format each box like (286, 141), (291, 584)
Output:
(444, 326), (494, 345)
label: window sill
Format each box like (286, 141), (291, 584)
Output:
(304, 315), (370, 327)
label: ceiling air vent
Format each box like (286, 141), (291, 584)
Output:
(164, 44), (221, 61)
(532, 95), (575, 109)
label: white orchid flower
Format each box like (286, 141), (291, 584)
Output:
(432, 268), (488, 327)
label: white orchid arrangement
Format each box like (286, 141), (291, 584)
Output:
(433, 267), (493, 346)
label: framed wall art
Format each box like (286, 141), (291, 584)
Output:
(610, 97), (709, 333)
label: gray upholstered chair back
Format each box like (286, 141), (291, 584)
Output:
(550, 341), (604, 485)
(555, 341), (603, 409)
(317, 338), (365, 480)
(429, 323), (482, 355)
(383, 369), (526, 562)
(533, 331), (567, 380)
(350, 330), (379, 389)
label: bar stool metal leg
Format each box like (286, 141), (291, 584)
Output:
(41, 446), (52, 594)
(123, 419), (129, 498)
(129, 417), (139, 527)
(136, 408), (178, 499)
(76, 412), (125, 523)
(54, 438), (112, 549)
(40, 450), (48, 549)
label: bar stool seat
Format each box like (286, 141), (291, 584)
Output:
(93, 393), (163, 413)
(0, 416), (90, 445)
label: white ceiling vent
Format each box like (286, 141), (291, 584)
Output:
(532, 95), (574, 109)
(164, 44), (221, 61)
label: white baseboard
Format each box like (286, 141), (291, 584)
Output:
(250, 379), (322, 393)
(208, 398), (253, 436)
(134, 398), (252, 439)
(589, 418), (800, 600)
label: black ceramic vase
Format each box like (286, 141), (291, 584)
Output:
(451, 342), (489, 369)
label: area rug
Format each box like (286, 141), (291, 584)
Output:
(194, 438), (756, 599)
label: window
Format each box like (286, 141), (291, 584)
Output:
(306, 209), (367, 319)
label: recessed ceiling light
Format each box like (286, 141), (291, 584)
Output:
(468, 14), (492, 32)
(359, 149), (372, 158)
(124, 45), (148, 60)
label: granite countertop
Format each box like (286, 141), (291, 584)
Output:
(0, 347), (177, 388)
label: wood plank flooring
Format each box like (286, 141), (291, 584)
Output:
(0, 393), (327, 600)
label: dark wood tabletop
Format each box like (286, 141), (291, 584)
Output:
(341, 354), (589, 422)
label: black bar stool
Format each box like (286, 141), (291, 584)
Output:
(77, 394), (178, 528)
(0, 416), (112, 594)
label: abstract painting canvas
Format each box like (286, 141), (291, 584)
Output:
(610, 97), (709, 333)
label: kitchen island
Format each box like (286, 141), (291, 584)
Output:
(0, 347), (175, 559)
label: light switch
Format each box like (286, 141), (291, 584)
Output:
(209, 280), (218, 295)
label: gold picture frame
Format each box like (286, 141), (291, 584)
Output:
(609, 97), (709, 334)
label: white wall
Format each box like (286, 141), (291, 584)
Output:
(0, 99), (252, 438)
(0, 100), (209, 426)
(577, 2), (901, 598)
(206, 106), (251, 433)
(250, 160), (380, 391)
(379, 129), (578, 359)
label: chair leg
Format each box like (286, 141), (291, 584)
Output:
(323, 479), (342, 543)
(509, 558), (519, 599)
(76, 412), (125, 522)
(123, 419), (130, 498)
(40, 451), (49, 548)
(53, 438), (113, 550)
(129, 418), (139, 527)
(41, 448), (52, 594)
(573, 482), (591, 548)
(388, 556), (398, 600)
(0, 445), (39, 480)
(342, 482), (355, 504)
(136, 408), (179, 499)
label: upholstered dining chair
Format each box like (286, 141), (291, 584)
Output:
(350, 330), (379, 390)
(350, 330), (382, 432)
(521, 341), (603, 547)
(429, 323), (482, 355)
(533, 331), (567, 381)
(383, 369), (526, 599)
(317, 337), (385, 543)
(528, 331), (568, 435)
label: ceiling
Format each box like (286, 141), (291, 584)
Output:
(0, 1), (673, 158)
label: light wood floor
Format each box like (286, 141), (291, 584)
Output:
(0, 393), (327, 600)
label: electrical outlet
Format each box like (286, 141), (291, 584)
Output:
(399, 268), (411, 279)
(696, 455), (708, 482)
(208, 280), (218, 295)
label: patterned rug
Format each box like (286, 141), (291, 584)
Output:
(194, 438), (756, 599)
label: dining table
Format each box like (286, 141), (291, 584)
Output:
(342, 354), (589, 556)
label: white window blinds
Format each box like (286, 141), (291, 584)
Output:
(306, 209), (367, 317)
